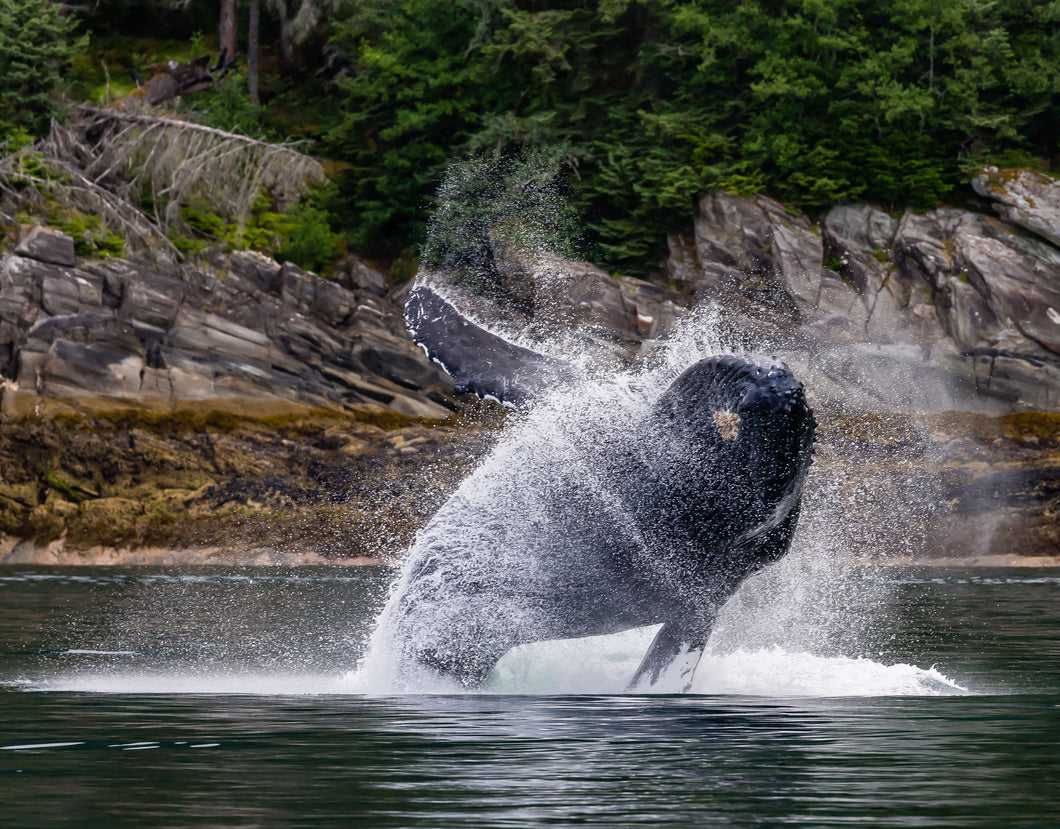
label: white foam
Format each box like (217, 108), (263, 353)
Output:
(479, 632), (966, 697)
(23, 637), (966, 697)
(347, 627), (968, 697)
(482, 626), (661, 695)
(690, 647), (967, 697)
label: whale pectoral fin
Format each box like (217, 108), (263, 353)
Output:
(627, 622), (706, 694)
(404, 286), (578, 407)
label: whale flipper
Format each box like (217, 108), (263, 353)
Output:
(628, 622), (706, 693)
(625, 478), (807, 691)
(404, 286), (578, 407)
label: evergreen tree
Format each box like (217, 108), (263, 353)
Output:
(324, 0), (1060, 272)
(0, 0), (85, 141)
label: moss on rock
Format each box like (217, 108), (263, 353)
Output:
(0, 402), (501, 561)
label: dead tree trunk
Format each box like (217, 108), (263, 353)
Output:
(220, 0), (239, 59)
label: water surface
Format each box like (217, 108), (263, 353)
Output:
(1, 565), (1057, 827)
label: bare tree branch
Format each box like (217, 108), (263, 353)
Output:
(1, 105), (327, 260)
(76, 107), (311, 155)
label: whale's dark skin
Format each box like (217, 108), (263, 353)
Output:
(384, 286), (815, 689)
(404, 286), (579, 406)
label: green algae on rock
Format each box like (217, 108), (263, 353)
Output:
(0, 405), (502, 565)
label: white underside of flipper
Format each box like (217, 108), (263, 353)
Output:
(627, 643), (705, 694)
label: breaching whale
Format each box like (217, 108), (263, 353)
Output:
(374, 285), (815, 691)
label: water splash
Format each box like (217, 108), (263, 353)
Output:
(358, 287), (931, 695)
(27, 644), (965, 697)
(691, 648), (965, 696)
(349, 137), (970, 695)
(478, 632), (966, 697)
(28, 164), (954, 699)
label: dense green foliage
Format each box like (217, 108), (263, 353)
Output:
(0, 0), (85, 142)
(7, 0), (1060, 275)
(171, 193), (342, 272)
(327, 0), (1060, 273)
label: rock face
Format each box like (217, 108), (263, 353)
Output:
(666, 182), (1060, 415)
(14, 226), (76, 267)
(6, 170), (1060, 563)
(923, 411), (1060, 561)
(1, 228), (693, 420)
(657, 180), (1060, 561)
(0, 228), (689, 562)
(0, 238), (459, 419)
(972, 167), (1060, 249)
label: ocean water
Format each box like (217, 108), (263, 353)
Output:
(1, 564), (1057, 827)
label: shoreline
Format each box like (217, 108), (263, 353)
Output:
(0, 536), (385, 567)
(887, 555), (1060, 569)
(1, 536), (1057, 569)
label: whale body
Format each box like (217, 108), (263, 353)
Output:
(372, 286), (815, 690)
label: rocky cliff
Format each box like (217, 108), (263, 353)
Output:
(659, 170), (1060, 562)
(666, 169), (1060, 415)
(2, 168), (1060, 564)
(1, 228), (456, 420)
(0, 227), (517, 563)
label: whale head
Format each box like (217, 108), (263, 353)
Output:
(636, 355), (816, 600)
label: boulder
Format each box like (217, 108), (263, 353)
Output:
(695, 191), (779, 273)
(821, 205), (896, 297)
(281, 261), (350, 327)
(332, 255), (389, 297)
(952, 213), (1060, 355)
(770, 219), (825, 309)
(40, 267), (106, 317)
(0, 255), (44, 328)
(167, 307), (274, 367)
(972, 167), (1060, 248)
(15, 314), (145, 401)
(935, 276), (1004, 352)
(119, 271), (183, 331)
(687, 192), (871, 338)
(14, 227), (76, 267)
(691, 192), (797, 313)
(357, 337), (451, 392)
(616, 276), (687, 340)
(822, 204), (898, 253)
(664, 232), (701, 291)
(228, 250), (283, 293)
(973, 354), (1060, 410)
(893, 209), (964, 291)
(532, 257), (640, 344)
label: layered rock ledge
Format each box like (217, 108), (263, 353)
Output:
(0, 406), (503, 566)
(0, 233), (509, 563)
(1, 236), (456, 420)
